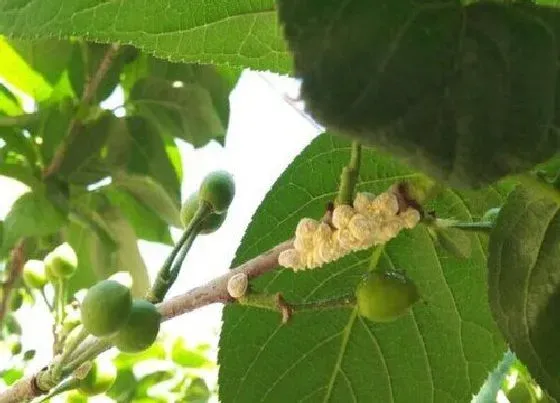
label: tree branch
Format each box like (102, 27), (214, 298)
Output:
(0, 240), (26, 325)
(43, 43), (120, 179)
(0, 239), (293, 403)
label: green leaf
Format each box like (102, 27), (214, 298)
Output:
(103, 187), (172, 245)
(0, 1), (288, 72)
(96, 206), (151, 297)
(146, 58), (242, 132)
(488, 185), (560, 399)
(0, 37), (54, 100)
(432, 227), (472, 260)
(0, 84), (22, 116)
(58, 113), (113, 180)
(64, 220), (101, 296)
(2, 190), (66, 251)
(112, 172), (181, 228)
(277, 0), (560, 187)
(68, 42), (138, 102)
(0, 368), (23, 386)
(219, 133), (510, 402)
(7, 38), (72, 87)
(125, 116), (181, 202)
(130, 77), (225, 147)
(33, 99), (74, 164)
(0, 128), (38, 166)
(472, 351), (517, 403)
(171, 338), (213, 369)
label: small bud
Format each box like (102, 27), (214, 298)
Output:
(227, 273), (249, 299)
(312, 222), (332, 246)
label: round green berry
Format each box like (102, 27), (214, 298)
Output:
(180, 193), (227, 234)
(45, 243), (78, 279)
(80, 280), (132, 337)
(78, 360), (117, 396)
(22, 259), (47, 289)
(9, 290), (23, 311)
(112, 299), (161, 353)
(356, 269), (420, 322)
(199, 171), (235, 214)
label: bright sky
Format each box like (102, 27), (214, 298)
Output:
(0, 70), (322, 398)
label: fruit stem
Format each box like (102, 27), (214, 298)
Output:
(336, 141), (362, 206)
(34, 377), (80, 402)
(50, 326), (89, 381)
(62, 339), (112, 376)
(146, 203), (210, 303)
(238, 292), (356, 324)
(39, 288), (53, 312)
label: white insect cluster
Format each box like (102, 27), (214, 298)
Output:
(278, 188), (421, 271)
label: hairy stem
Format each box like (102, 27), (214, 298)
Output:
(336, 141), (362, 205)
(147, 203), (209, 303)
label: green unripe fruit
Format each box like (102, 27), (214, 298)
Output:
(199, 170), (236, 214)
(78, 360), (117, 396)
(22, 259), (47, 289)
(112, 299), (161, 353)
(66, 390), (88, 403)
(356, 269), (420, 322)
(180, 193), (227, 234)
(45, 243), (78, 279)
(23, 349), (35, 361)
(482, 207), (501, 225)
(80, 280), (132, 337)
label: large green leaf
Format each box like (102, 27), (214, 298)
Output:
(276, 0), (560, 187)
(2, 190), (66, 252)
(96, 206), (151, 297)
(0, 84), (22, 116)
(0, 37), (54, 100)
(0, 0), (289, 72)
(125, 116), (181, 202)
(7, 38), (73, 86)
(103, 186), (173, 245)
(129, 77), (225, 147)
(219, 133), (510, 403)
(488, 185), (560, 399)
(112, 172), (181, 228)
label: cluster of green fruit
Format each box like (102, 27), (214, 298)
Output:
(22, 242), (79, 289)
(81, 279), (161, 353)
(180, 170), (236, 233)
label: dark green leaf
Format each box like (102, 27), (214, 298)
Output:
(488, 185), (560, 399)
(219, 133), (511, 402)
(147, 58), (241, 131)
(0, 128), (38, 166)
(33, 100), (74, 164)
(112, 172), (181, 228)
(58, 113), (113, 180)
(68, 42), (138, 102)
(103, 187), (173, 245)
(0, 2), (288, 72)
(433, 227), (472, 259)
(181, 378), (211, 403)
(2, 190), (66, 252)
(63, 221), (100, 298)
(0, 162), (40, 188)
(277, 0), (560, 187)
(125, 116), (181, 202)
(106, 368), (136, 403)
(130, 77), (225, 147)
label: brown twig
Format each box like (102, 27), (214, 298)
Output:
(43, 43), (120, 179)
(0, 240), (26, 325)
(0, 239), (293, 403)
